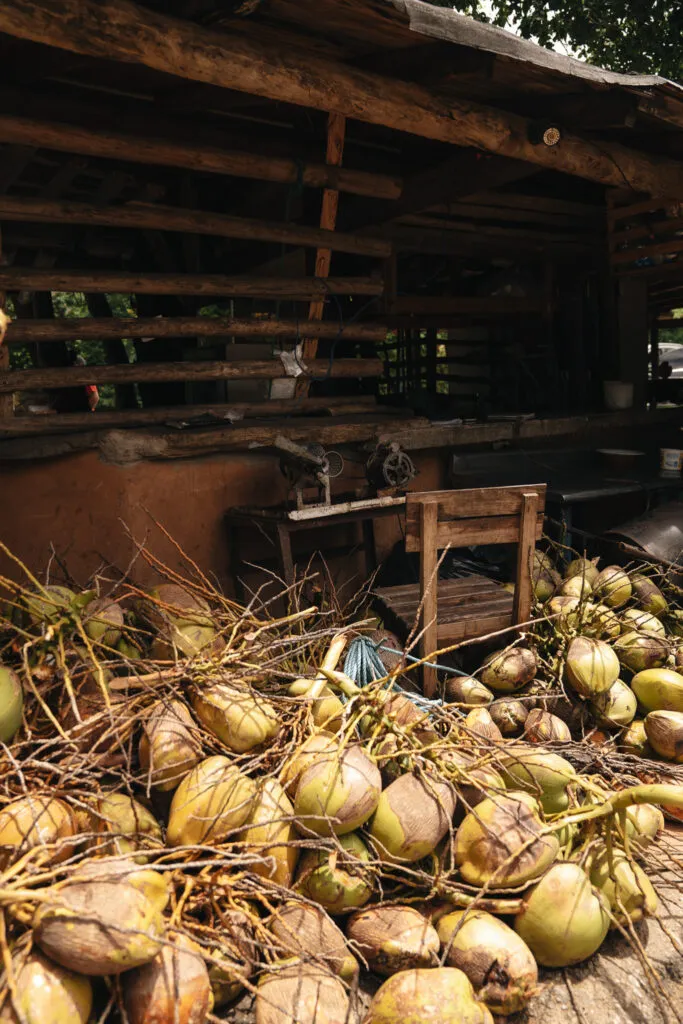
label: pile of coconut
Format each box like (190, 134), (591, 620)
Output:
(0, 543), (681, 1024)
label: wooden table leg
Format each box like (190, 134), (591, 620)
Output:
(276, 523), (296, 585)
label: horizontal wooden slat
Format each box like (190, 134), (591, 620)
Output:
(0, 396), (382, 437)
(0, 195), (391, 259)
(437, 610), (513, 643)
(379, 591), (512, 619)
(417, 514), (545, 551)
(0, 112), (402, 201)
(0, 357), (383, 392)
(0, 269), (383, 298)
(374, 577), (495, 601)
(404, 485), (546, 548)
(4, 316), (387, 344)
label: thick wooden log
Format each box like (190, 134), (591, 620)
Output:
(0, 357), (383, 391)
(0, 195), (391, 258)
(0, 395), (381, 436)
(5, 316), (387, 344)
(1, 0), (683, 197)
(0, 269), (383, 298)
(0, 113), (401, 201)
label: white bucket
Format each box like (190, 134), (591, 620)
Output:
(660, 448), (683, 475)
(603, 380), (634, 411)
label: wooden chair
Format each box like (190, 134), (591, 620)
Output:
(373, 484), (546, 696)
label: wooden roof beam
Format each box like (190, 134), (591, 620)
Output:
(0, 0), (681, 197)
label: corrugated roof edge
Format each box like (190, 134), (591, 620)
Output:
(389, 0), (683, 94)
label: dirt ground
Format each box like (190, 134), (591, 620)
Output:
(223, 826), (683, 1024)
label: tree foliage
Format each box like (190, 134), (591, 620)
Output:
(425, 0), (683, 80)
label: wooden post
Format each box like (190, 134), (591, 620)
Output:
(0, 227), (11, 419)
(419, 500), (439, 699)
(295, 112), (346, 399)
(513, 493), (539, 626)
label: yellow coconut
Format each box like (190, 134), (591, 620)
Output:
(454, 793), (559, 888)
(565, 557), (600, 585)
(644, 710), (683, 762)
(84, 597), (124, 647)
(289, 678), (345, 733)
(561, 576), (592, 600)
(167, 756), (256, 847)
(123, 932), (211, 1024)
(368, 771), (456, 863)
(193, 682), (279, 753)
(620, 608), (665, 637)
(625, 804), (664, 850)
(619, 719), (652, 757)
(0, 951), (92, 1024)
(295, 832), (373, 914)
(347, 905), (439, 976)
(590, 680), (637, 728)
(294, 744), (381, 837)
(0, 795), (79, 868)
(139, 699), (200, 792)
(437, 910), (538, 1016)
(632, 575), (668, 617)
(514, 863), (610, 967)
(33, 861), (169, 976)
(242, 779), (298, 887)
(256, 963), (349, 1024)
(364, 967), (493, 1024)
(631, 668), (683, 713)
(0, 664), (23, 743)
(269, 903), (357, 981)
(565, 637), (619, 697)
(480, 647), (537, 693)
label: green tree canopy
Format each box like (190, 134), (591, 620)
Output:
(425, 1), (683, 81)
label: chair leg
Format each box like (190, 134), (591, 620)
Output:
(419, 501), (439, 698)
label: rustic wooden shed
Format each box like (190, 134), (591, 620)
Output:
(0, 0), (682, 589)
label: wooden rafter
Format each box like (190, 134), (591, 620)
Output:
(0, 0), (681, 195)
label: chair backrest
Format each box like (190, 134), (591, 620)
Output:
(405, 484), (546, 695)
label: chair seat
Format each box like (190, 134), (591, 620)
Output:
(373, 575), (514, 643)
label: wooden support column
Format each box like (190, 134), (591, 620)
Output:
(0, 226), (10, 419)
(297, 112), (346, 399)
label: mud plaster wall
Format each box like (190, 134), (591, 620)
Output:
(0, 450), (445, 595)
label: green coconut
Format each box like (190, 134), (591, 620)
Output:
(632, 575), (668, 617)
(500, 749), (575, 815)
(463, 707), (503, 743)
(437, 910), (538, 1016)
(565, 557), (600, 586)
(347, 905), (439, 976)
(294, 744), (381, 837)
(547, 596), (582, 631)
(565, 637), (619, 697)
(368, 771), (456, 863)
(619, 719), (652, 757)
(364, 967), (494, 1024)
(631, 668), (683, 713)
(443, 676), (493, 706)
(590, 680), (637, 728)
(644, 709), (683, 762)
(523, 709), (571, 744)
(454, 792), (559, 888)
(584, 603), (622, 641)
(625, 804), (664, 850)
(479, 647), (537, 693)
(0, 950), (92, 1024)
(588, 846), (658, 926)
(295, 832), (373, 914)
(561, 576), (592, 600)
(138, 698), (200, 792)
(90, 793), (163, 859)
(146, 583), (213, 630)
(24, 584), (75, 625)
(489, 698), (529, 736)
(84, 598), (124, 647)
(592, 566), (632, 609)
(514, 863), (610, 967)
(280, 734), (338, 797)
(614, 632), (669, 674)
(0, 663), (23, 742)
(620, 608), (665, 637)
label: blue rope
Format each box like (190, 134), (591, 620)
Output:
(342, 635), (468, 709)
